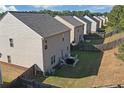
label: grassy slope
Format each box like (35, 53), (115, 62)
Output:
(104, 31), (124, 43)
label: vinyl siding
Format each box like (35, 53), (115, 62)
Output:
(84, 16), (97, 33)
(42, 31), (70, 72)
(0, 12), (44, 71)
(55, 16), (84, 44)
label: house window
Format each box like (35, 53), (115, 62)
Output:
(62, 34), (64, 41)
(62, 38), (64, 41)
(44, 39), (48, 50)
(7, 55), (11, 63)
(51, 55), (55, 65)
(9, 38), (14, 47)
(44, 45), (48, 50)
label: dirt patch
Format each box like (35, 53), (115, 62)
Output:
(92, 48), (124, 87)
(0, 61), (27, 83)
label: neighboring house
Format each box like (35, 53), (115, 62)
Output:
(99, 16), (106, 26)
(73, 16), (91, 34)
(84, 15), (97, 33)
(91, 17), (100, 31)
(93, 16), (102, 28)
(102, 16), (109, 23)
(55, 16), (84, 45)
(0, 11), (70, 73)
(105, 16), (109, 23)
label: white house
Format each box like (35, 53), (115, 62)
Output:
(0, 11), (71, 73)
(93, 16), (102, 28)
(91, 17), (100, 31)
(99, 16), (106, 26)
(105, 16), (109, 23)
(102, 16), (109, 23)
(73, 16), (91, 35)
(55, 16), (84, 45)
(84, 15), (97, 33)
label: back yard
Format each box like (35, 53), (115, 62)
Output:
(43, 50), (103, 87)
(104, 31), (124, 43)
(1, 30), (124, 88)
(42, 31), (124, 87)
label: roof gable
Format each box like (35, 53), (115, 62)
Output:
(60, 16), (83, 27)
(78, 17), (92, 24)
(84, 15), (97, 23)
(93, 16), (102, 21)
(9, 11), (69, 38)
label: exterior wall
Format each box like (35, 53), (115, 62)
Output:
(84, 16), (97, 33)
(96, 20), (100, 29)
(99, 16), (106, 26)
(73, 16), (87, 35)
(74, 26), (84, 43)
(42, 31), (70, 72)
(87, 22), (92, 34)
(55, 16), (84, 44)
(93, 16), (102, 28)
(55, 16), (74, 43)
(0, 12), (44, 71)
(105, 17), (109, 22)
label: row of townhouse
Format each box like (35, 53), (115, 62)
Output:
(0, 11), (108, 74)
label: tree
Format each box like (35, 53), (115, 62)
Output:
(108, 5), (124, 30)
(30, 9), (105, 17)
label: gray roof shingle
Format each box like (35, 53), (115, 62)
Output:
(78, 17), (92, 24)
(60, 16), (83, 27)
(90, 16), (99, 23)
(9, 11), (70, 38)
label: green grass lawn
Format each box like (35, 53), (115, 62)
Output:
(42, 50), (103, 87)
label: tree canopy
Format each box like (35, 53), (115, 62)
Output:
(0, 9), (106, 17)
(0, 13), (4, 17)
(31, 10), (104, 17)
(108, 5), (124, 29)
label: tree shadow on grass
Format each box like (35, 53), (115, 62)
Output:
(53, 50), (103, 78)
